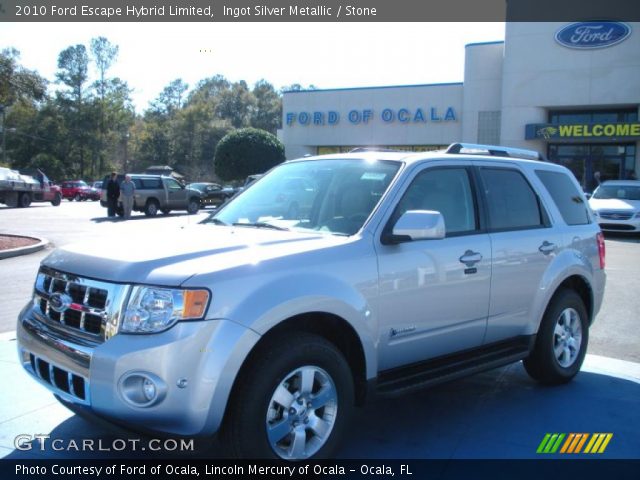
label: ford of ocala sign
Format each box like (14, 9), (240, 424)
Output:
(555, 22), (631, 49)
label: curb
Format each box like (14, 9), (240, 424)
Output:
(0, 234), (49, 260)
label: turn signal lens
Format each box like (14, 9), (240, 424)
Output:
(183, 289), (209, 319)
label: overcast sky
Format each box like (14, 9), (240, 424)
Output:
(2, 22), (505, 112)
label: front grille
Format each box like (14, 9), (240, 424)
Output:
(26, 351), (88, 402)
(33, 267), (128, 342)
(599, 211), (634, 221)
(600, 223), (636, 231)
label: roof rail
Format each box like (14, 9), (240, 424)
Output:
(446, 143), (545, 161)
(349, 147), (400, 153)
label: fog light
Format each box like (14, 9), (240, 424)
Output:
(142, 378), (157, 402)
(119, 372), (166, 407)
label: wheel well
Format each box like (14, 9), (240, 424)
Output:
(554, 275), (594, 325)
(146, 197), (159, 205)
(233, 312), (368, 407)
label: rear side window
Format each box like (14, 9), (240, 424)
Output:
(480, 168), (545, 231)
(536, 170), (590, 226)
(140, 178), (162, 189)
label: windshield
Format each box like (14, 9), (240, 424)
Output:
(210, 159), (401, 235)
(593, 185), (640, 200)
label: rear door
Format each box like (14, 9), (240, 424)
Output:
(474, 162), (558, 343)
(375, 161), (491, 370)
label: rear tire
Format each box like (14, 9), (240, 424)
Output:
(18, 192), (32, 208)
(524, 289), (589, 385)
(74, 193), (81, 202)
(144, 199), (159, 217)
(222, 333), (354, 460)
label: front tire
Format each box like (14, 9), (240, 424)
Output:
(51, 193), (62, 206)
(524, 289), (589, 385)
(223, 333), (354, 460)
(187, 198), (200, 214)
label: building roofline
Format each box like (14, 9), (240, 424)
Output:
(282, 82), (464, 94)
(465, 40), (505, 48)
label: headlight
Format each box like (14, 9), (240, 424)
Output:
(121, 286), (210, 333)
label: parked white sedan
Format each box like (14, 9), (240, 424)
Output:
(589, 180), (640, 233)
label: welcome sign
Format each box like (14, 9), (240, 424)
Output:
(525, 122), (640, 140)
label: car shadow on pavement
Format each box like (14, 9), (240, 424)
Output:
(3, 363), (639, 460)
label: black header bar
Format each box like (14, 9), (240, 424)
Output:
(1, 0), (639, 22)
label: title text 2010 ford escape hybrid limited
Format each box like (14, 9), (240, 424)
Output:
(17, 143), (606, 460)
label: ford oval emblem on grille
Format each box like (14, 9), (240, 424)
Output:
(49, 293), (72, 313)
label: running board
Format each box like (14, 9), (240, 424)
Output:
(376, 336), (535, 396)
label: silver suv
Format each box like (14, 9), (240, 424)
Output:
(17, 143), (606, 460)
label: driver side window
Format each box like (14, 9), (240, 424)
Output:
(396, 168), (478, 236)
(166, 179), (182, 191)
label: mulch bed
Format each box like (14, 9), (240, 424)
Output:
(0, 234), (40, 251)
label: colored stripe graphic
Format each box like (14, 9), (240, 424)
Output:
(538, 433), (612, 454)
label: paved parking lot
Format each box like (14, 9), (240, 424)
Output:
(0, 201), (639, 460)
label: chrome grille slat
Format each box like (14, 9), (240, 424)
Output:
(33, 267), (130, 343)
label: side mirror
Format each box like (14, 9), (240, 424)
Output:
(386, 210), (446, 243)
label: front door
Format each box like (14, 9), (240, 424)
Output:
(376, 164), (491, 371)
(166, 178), (186, 209)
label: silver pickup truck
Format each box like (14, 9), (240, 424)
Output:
(18, 144), (605, 460)
(100, 174), (202, 216)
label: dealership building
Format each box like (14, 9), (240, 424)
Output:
(281, 22), (640, 191)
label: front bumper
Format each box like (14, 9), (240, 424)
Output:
(596, 216), (640, 232)
(17, 303), (260, 436)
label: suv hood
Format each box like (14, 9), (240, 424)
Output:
(42, 225), (350, 286)
(589, 198), (640, 211)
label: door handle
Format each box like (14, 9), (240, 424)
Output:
(459, 250), (483, 267)
(539, 241), (556, 255)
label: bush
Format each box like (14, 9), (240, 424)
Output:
(214, 128), (285, 181)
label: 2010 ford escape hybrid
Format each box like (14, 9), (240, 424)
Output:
(17, 143), (606, 460)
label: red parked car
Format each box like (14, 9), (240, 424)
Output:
(60, 180), (100, 201)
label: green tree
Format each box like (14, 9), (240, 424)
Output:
(90, 36), (119, 174)
(56, 44), (91, 177)
(215, 80), (255, 128)
(0, 48), (47, 165)
(250, 79), (282, 134)
(214, 128), (284, 181)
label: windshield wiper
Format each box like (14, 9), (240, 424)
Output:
(232, 222), (289, 231)
(203, 217), (228, 226)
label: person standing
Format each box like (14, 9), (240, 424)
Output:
(120, 174), (136, 220)
(106, 172), (120, 218)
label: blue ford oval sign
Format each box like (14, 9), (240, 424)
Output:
(555, 22), (631, 49)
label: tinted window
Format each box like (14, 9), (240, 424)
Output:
(166, 179), (182, 190)
(396, 168), (477, 235)
(480, 168), (544, 231)
(536, 170), (590, 225)
(140, 178), (162, 189)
